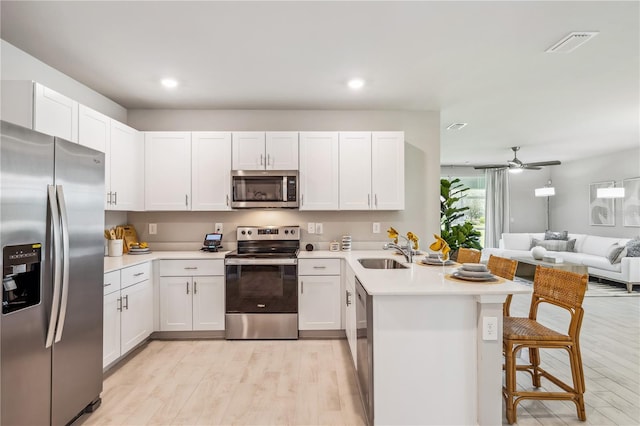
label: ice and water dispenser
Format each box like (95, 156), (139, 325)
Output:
(2, 244), (42, 314)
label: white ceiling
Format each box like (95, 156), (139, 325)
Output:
(1, 1), (638, 166)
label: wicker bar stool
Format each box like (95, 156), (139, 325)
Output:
(503, 265), (588, 424)
(486, 255), (518, 316)
(456, 247), (481, 264)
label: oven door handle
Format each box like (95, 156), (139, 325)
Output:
(225, 258), (298, 266)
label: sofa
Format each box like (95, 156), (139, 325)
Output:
(481, 232), (640, 292)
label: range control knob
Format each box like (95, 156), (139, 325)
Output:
(290, 229), (296, 235)
(241, 230), (246, 235)
(284, 229), (289, 234)
(248, 230), (252, 235)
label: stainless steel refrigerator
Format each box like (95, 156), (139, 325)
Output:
(1, 120), (104, 425)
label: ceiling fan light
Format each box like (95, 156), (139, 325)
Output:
(597, 187), (625, 198)
(508, 168), (523, 174)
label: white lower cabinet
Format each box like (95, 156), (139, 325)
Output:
(298, 259), (341, 330)
(159, 260), (225, 331)
(344, 263), (357, 366)
(102, 262), (153, 368)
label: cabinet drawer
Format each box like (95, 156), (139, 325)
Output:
(299, 259), (341, 275)
(103, 270), (121, 295)
(121, 262), (151, 288)
(159, 259), (224, 276)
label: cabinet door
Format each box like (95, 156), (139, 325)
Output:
(120, 280), (152, 354)
(33, 83), (78, 142)
(192, 132), (232, 211)
(372, 132), (405, 210)
(78, 105), (109, 153)
(339, 132), (372, 210)
(103, 291), (121, 368)
(298, 275), (341, 330)
(159, 277), (193, 331)
(299, 132), (339, 210)
(144, 132), (191, 210)
(192, 276), (225, 331)
(110, 121), (143, 211)
(232, 131), (265, 170)
(266, 132), (298, 170)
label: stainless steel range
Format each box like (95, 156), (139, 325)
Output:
(225, 226), (299, 339)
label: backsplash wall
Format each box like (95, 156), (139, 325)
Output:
(126, 109), (441, 251)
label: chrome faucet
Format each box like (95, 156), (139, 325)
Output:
(383, 237), (414, 264)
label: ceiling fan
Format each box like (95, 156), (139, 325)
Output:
(473, 146), (561, 171)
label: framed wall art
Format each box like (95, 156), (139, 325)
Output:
(623, 177), (640, 227)
(589, 181), (615, 226)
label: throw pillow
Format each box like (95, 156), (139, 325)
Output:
(544, 230), (569, 241)
(626, 238), (640, 257)
(606, 243), (627, 264)
(531, 238), (577, 252)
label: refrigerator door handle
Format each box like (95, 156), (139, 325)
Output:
(46, 185), (63, 348)
(54, 185), (71, 343)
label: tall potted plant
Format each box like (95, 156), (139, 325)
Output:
(440, 178), (482, 257)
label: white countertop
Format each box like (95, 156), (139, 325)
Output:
(299, 250), (532, 296)
(104, 250), (229, 273)
(105, 249), (531, 297)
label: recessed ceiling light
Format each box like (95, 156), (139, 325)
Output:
(446, 123), (468, 131)
(161, 78), (178, 88)
(347, 79), (365, 90)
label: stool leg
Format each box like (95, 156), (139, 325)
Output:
(568, 345), (587, 421)
(530, 347), (542, 387)
(505, 342), (517, 424)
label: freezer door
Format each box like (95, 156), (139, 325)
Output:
(51, 138), (105, 425)
(0, 121), (54, 426)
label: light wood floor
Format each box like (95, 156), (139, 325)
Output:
(77, 293), (639, 426)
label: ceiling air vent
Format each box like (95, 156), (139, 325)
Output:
(546, 32), (599, 53)
(446, 123), (468, 131)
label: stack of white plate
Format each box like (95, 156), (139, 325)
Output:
(420, 256), (454, 266)
(452, 263), (496, 281)
(128, 247), (151, 255)
(341, 235), (352, 251)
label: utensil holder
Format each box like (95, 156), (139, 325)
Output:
(108, 239), (124, 257)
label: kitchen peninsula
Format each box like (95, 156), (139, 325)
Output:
(104, 249), (529, 425)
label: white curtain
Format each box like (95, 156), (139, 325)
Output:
(485, 169), (510, 248)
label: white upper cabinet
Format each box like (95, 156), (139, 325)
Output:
(265, 132), (298, 170)
(339, 131), (405, 211)
(192, 132), (232, 211)
(144, 132), (192, 210)
(232, 131), (298, 170)
(78, 105), (109, 152)
(299, 132), (339, 210)
(34, 83), (79, 143)
(109, 121), (143, 211)
(371, 131), (405, 210)
(339, 132), (372, 210)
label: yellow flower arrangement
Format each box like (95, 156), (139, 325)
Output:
(406, 232), (419, 250)
(429, 234), (451, 260)
(387, 227), (399, 244)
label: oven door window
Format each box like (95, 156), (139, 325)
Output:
(225, 264), (297, 313)
(232, 176), (283, 202)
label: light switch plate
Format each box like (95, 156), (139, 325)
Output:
(307, 223), (315, 234)
(372, 222), (381, 233)
(149, 223), (157, 235)
(315, 223), (323, 234)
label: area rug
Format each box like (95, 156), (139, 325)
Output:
(513, 277), (640, 297)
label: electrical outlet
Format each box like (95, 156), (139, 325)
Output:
(215, 223), (223, 234)
(482, 316), (498, 341)
(315, 223), (323, 234)
(307, 223), (315, 234)
(372, 222), (381, 233)
(149, 223), (157, 235)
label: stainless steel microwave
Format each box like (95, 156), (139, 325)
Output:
(230, 170), (298, 208)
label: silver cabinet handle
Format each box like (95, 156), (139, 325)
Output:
(117, 297), (122, 312)
(184, 267), (198, 270)
(375, 194), (378, 208)
(226, 194), (229, 206)
(346, 290), (352, 306)
(123, 294), (129, 310)
(133, 272), (144, 277)
(113, 191), (118, 205)
(194, 281), (197, 294)
(267, 154), (271, 166)
(103, 283), (111, 287)
(301, 194), (304, 206)
(260, 154), (264, 166)
(313, 266), (326, 269)
(106, 192), (111, 205)
(185, 194), (189, 207)
(186, 282), (189, 294)
(368, 193), (371, 207)
(301, 281), (304, 294)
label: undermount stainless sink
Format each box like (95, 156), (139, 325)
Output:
(358, 258), (408, 269)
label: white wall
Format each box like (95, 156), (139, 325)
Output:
(0, 40), (127, 122)
(551, 147), (640, 238)
(128, 109), (441, 250)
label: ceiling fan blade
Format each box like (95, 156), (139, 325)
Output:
(524, 160), (562, 167)
(473, 164), (508, 170)
(523, 166), (542, 170)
